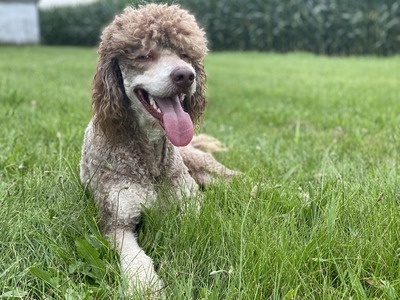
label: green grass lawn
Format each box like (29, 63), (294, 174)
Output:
(1, 46), (400, 299)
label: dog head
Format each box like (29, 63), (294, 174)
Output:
(92, 4), (208, 146)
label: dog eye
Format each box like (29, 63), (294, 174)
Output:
(180, 53), (190, 60)
(136, 54), (152, 61)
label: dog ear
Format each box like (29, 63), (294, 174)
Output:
(92, 56), (129, 138)
(186, 60), (207, 125)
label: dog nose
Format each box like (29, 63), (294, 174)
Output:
(170, 67), (195, 89)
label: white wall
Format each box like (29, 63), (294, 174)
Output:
(0, 2), (40, 44)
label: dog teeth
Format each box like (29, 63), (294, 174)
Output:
(149, 96), (160, 113)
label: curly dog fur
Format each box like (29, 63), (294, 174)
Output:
(92, 4), (207, 140)
(80, 4), (237, 295)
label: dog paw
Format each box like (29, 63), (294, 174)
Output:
(190, 134), (228, 153)
(126, 273), (164, 299)
(120, 248), (164, 298)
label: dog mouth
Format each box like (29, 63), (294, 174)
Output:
(134, 88), (194, 147)
(135, 88), (164, 121)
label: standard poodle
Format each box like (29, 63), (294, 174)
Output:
(80, 3), (237, 295)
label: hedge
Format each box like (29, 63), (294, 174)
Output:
(39, 0), (127, 46)
(40, 0), (400, 55)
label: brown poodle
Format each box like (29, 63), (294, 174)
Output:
(80, 4), (237, 296)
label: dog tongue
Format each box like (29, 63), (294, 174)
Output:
(153, 96), (193, 147)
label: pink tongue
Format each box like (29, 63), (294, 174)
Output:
(154, 96), (194, 147)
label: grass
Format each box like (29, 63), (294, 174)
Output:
(1, 46), (400, 299)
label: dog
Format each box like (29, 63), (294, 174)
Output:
(80, 4), (237, 295)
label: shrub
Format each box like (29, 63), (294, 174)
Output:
(39, 0), (400, 55)
(39, 0), (132, 46)
(184, 0), (400, 55)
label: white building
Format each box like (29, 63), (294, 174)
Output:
(0, 0), (40, 44)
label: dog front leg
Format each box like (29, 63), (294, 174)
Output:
(110, 228), (162, 295)
(102, 183), (162, 296)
